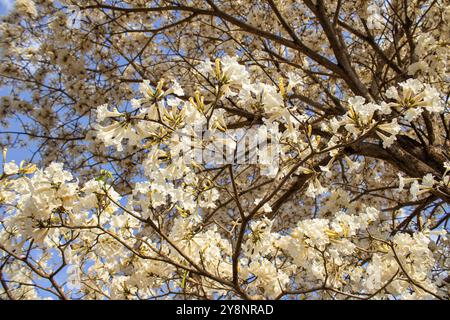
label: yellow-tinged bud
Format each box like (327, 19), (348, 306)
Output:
(194, 90), (201, 104)
(2, 147), (7, 164)
(203, 178), (214, 189)
(105, 205), (115, 215)
(191, 90), (204, 112)
(377, 243), (390, 253)
(194, 90), (205, 112)
(19, 162), (37, 175)
(315, 135), (321, 146)
(213, 120), (227, 132)
(191, 160), (204, 171)
(163, 109), (176, 123)
(307, 124), (313, 137)
(325, 229), (340, 240)
(339, 223), (350, 238)
(278, 77), (286, 97)
(215, 58), (221, 79)
(156, 79), (164, 96)
(299, 167), (314, 175)
(403, 88), (412, 101)
(189, 96), (196, 108)
(176, 205), (190, 218)
(143, 139), (157, 149)
(348, 106), (357, 120)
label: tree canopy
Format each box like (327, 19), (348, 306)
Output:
(0, 0), (449, 300)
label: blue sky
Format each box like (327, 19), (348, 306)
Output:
(0, 1), (37, 168)
(0, 1), (14, 15)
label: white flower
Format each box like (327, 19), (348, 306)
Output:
(444, 161), (450, 173)
(367, 4), (384, 30)
(200, 188), (219, 209)
(286, 72), (303, 92)
(221, 55), (250, 85)
(95, 121), (141, 152)
(399, 78), (424, 94)
(95, 104), (122, 122)
(408, 61), (429, 75)
(385, 86), (399, 100)
(397, 173), (406, 192)
(44, 162), (73, 183)
(15, 0), (38, 18)
(259, 83), (284, 111)
(404, 107), (423, 122)
(319, 157), (335, 178)
(410, 180), (421, 200)
(422, 86), (443, 113)
(4, 162), (19, 175)
(348, 96), (366, 109)
(421, 173), (435, 188)
(376, 119), (401, 148)
(254, 198), (272, 213)
(197, 59), (214, 75)
(245, 258), (288, 299)
(260, 163), (279, 178)
(305, 177), (328, 198)
(239, 82), (283, 112)
(344, 155), (361, 173)
(409, 175), (435, 201)
(170, 79), (184, 96)
(329, 117), (342, 133)
(386, 79), (444, 122)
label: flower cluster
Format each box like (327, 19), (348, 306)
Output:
(0, 0), (449, 300)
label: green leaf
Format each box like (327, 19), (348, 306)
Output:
(181, 270), (190, 289)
